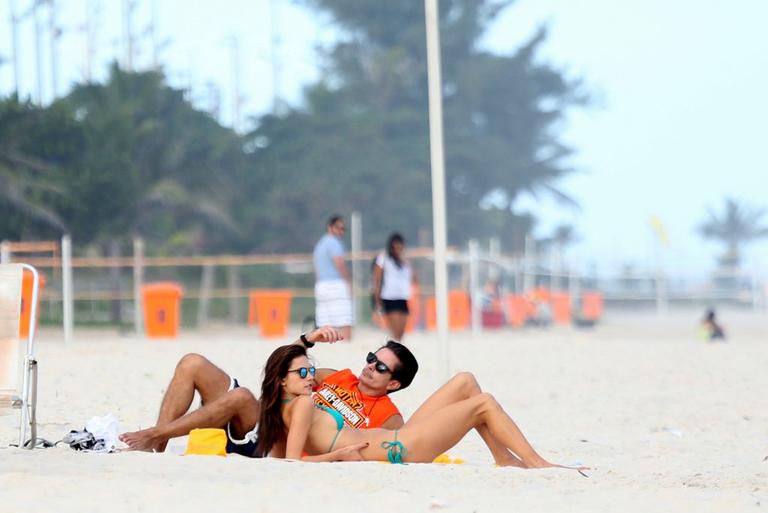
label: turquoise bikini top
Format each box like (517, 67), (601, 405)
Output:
(316, 404), (345, 431)
(282, 398), (344, 431)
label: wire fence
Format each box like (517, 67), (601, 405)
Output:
(2, 237), (764, 339)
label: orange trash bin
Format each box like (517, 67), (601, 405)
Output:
(424, 290), (471, 331)
(505, 294), (529, 328)
(20, 271), (46, 338)
(550, 292), (571, 325)
(248, 289), (292, 338)
(142, 282), (183, 338)
(581, 291), (604, 321)
(448, 290), (470, 330)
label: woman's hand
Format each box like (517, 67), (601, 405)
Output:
(331, 442), (369, 461)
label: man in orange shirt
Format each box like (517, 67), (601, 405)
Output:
(119, 327), (418, 456)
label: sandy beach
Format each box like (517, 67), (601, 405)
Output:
(2, 310), (766, 513)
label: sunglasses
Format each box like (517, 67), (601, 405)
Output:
(287, 366), (316, 379)
(366, 352), (393, 374)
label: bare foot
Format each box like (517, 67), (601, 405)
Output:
(119, 428), (165, 452)
(497, 455), (526, 468)
(523, 457), (590, 475)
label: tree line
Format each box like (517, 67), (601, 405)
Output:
(1, 0), (588, 257)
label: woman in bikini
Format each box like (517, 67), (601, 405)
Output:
(255, 344), (586, 471)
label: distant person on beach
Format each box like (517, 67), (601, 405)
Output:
(118, 327), (416, 456)
(372, 233), (417, 341)
(700, 309), (725, 341)
(255, 343), (587, 473)
(313, 215), (353, 341)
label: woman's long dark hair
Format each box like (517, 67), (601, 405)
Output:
(386, 233), (405, 269)
(255, 344), (308, 457)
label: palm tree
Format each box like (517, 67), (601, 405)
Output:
(697, 197), (768, 271)
(0, 98), (68, 237)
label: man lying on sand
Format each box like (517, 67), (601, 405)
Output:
(119, 327), (418, 457)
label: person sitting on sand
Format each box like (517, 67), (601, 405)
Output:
(254, 343), (587, 472)
(700, 309), (725, 341)
(119, 327), (417, 456)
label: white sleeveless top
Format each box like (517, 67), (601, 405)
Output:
(375, 252), (412, 300)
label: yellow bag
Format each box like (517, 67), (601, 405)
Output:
(432, 453), (465, 464)
(183, 428), (227, 457)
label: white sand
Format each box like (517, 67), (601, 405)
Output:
(2, 311), (767, 512)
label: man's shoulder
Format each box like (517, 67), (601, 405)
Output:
(320, 368), (356, 385)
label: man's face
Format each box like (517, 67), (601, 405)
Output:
(330, 221), (345, 238)
(358, 347), (400, 394)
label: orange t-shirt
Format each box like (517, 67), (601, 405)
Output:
(313, 369), (400, 429)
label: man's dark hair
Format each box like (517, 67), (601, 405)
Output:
(327, 215), (343, 228)
(384, 340), (418, 393)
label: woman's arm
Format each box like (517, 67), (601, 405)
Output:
(284, 397), (369, 462)
(284, 396), (315, 460)
(300, 443), (369, 462)
(372, 263), (384, 311)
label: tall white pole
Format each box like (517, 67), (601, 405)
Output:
(150, 0), (159, 69)
(10, 0), (21, 93)
(468, 239), (481, 337)
(61, 235), (74, 344)
(33, 1), (44, 104)
(228, 35), (242, 131)
(48, 0), (59, 98)
(350, 211), (363, 327)
(424, 0), (450, 382)
(268, 0), (281, 113)
(122, 0), (134, 71)
(0, 240), (10, 263)
(132, 237), (144, 335)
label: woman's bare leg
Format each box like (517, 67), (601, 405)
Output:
(401, 392), (556, 468)
(406, 372), (523, 466)
(385, 311), (408, 341)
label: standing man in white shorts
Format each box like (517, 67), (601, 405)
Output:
(313, 215), (354, 340)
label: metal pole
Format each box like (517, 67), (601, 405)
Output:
(468, 239), (481, 337)
(227, 35), (242, 131)
(33, 1), (44, 104)
(227, 266), (241, 324)
(61, 235), (73, 344)
(198, 263), (214, 327)
(523, 234), (534, 293)
(424, 0), (450, 381)
(0, 240), (10, 263)
(150, 0), (159, 69)
(10, 0), (21, 93)
(268, 0), (281, 113)
(48, 0), (58, 98)
(132, 237), (144, 335)
(122, 0), (134, 71)
(350, 211), (363, 327)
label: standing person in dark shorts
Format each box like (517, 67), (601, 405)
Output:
(372, 233), (417, 341)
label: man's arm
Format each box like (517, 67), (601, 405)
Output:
(379, 414), (404, 430)
(294, 326), (342, 385)
(333, 255), (350, 283)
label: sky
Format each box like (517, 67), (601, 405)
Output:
(1, 0), (767, 280)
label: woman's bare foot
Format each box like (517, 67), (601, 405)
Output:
(497, 454), (526, 467)
(119, 428), (165, 452)
(522, 456), (590, 475)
